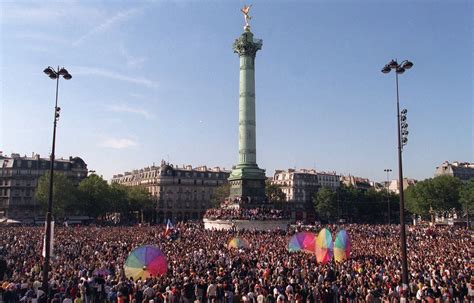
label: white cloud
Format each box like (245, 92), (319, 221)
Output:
(120, 45), (146, 68)
(74, 66), (158, 88)
(129, 93), (146, 98)
(106, 104), (153, 119)
(101, 138), (138, 149)
(73, 8), (142, 46)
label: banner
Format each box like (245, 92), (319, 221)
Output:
(42, 221), (54, 258)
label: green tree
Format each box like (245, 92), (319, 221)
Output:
(265, 181), (286, 203)
(127, 186), (154, 223)
(35, 172), (78, 217)
(313, 186), (338, 222)
(109, 183), (130, 214)
(406, 175), (463, 216)
(210, 182), (230, 207)
(78, 174), (111, 218)
(364, 188), (383, 203)
(459, 178), (474, 215)
(127, 186), (153, 211)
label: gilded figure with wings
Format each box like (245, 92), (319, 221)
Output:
(241, 5), (252, 27)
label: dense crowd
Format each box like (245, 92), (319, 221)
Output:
(203, 208), (289, 220)
(0, 224), (472, 303)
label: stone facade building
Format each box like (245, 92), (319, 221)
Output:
(272, 169), (318, 204)
(272, 169), (341, 203)
(435, 161), (474, 181)
(387, 178), (417, 194)
(0, 152), (88, 219)
(111, 161), (230, 222)
(341, 175), (372, 191)
(270, 169), (340, 223)
(317, 172), (342, 190)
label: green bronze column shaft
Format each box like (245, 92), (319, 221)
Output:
(236, 30), (260, 166)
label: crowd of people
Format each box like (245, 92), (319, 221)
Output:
(203, 208), (289, 220)
(0, 224), (472, 303)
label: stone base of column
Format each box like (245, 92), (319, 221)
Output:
(228, 165), (266, 205)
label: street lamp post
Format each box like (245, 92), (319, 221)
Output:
(384, 168), (392, 224)
(42, 66), (72, 295)
(381, 59), (413, 292)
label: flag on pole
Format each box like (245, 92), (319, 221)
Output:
(42, 221), (54, 258)
(164, 219), (173, 236)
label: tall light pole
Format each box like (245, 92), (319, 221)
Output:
(384, 168), (392, 224)
(381, 59), (413, 292)
(42, 66), (72, 294)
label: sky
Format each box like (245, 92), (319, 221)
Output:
(0, 0), (472, 183)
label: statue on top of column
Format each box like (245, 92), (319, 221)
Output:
(241, 5), (252, 29)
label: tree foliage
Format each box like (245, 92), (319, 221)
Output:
(459, 178), (474, 215)
(78, 174), (111, 218)
(405, 175), (463, 216)
(313, 186), (338, 222)
(313, 185), (399, 224)
(127, 186), (154, 211)
(35, 172), (78, 218)
(265, 181), (287, 203)
(210, 183), (230, 207)
(36, 173), (154, 221)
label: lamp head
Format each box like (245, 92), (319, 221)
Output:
(381, 66), (391, 74)
(49, 74), (58, 79)
(58, 68), (69, 76)
(396, 67), (405, 74)
(63, 73), (72, 80)
(401, 61), (413, 70)
(388, 60), (398, 69)
(43, 67), (55, 76)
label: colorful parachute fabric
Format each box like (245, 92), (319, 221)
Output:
(288, 232), (316, 253)
(124, 245), (168, 281)
(316, 228), (333, 265)
(334, 229), (351, 262)
(228, 237), (250, 249)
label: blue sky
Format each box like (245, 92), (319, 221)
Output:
(1, 0), (472, 182)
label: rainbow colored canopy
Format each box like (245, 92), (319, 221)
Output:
(228, 237), (250, 249)
(288, 232), (316, 253)
(334, 229), (351, 262)
(124, 245), (167, 281)
(316, 228), (333, 265)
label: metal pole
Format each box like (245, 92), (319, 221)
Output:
(385, 169), (391, 224)
(42, 68), (60, 295)
(396, 70), (409, 291)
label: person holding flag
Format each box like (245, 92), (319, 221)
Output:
(163, 219), (173, 237)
